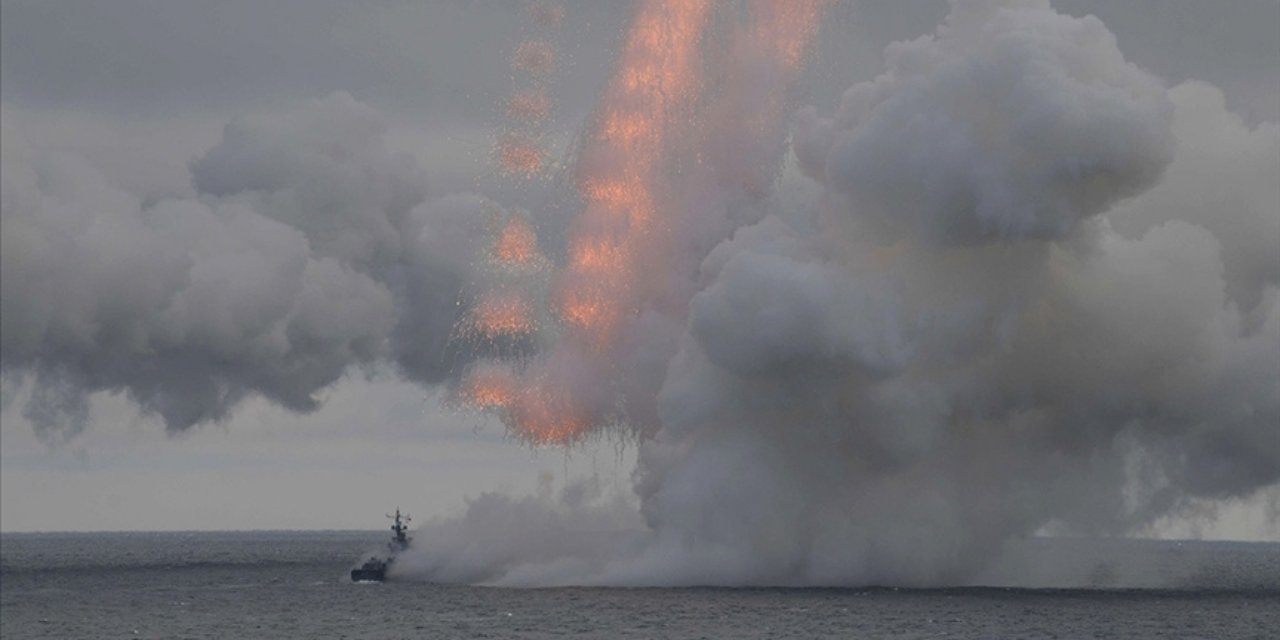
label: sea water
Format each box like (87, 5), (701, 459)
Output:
(2, 531), (1276, 639)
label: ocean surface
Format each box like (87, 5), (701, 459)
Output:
(1, 531), (1276, 639)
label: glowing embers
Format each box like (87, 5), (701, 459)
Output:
(557, 236), (632, 347)
(506, 88), (552, 123)
(619, 0), (713, 102)
(600, 111), (654, 147)
(755, 0), (830, 71)
(491, 213), (541, 268)
(506, 381), (594, 445)
(466, 292), (536, 340)
(461, 363), (518, 409)
(568, 237), (627, 271)
(556, 287), (620, 335)
(454, 0), (830, 446)
(549, 0), (713, 355)
(497, 133), (545, 177)
(459, 363), (596, 445)
(578, 178), (654, 225)
(513, 41), (556, 74)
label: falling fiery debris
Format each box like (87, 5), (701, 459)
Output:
(529, 2), (564, 28)
(497, 133), (545, 177)
(555, 286), (620, 339)
(461, 363), (518, 409)
(458, 0), (830, 446)
(460, 363), (596, 445)
(581, 176), (650, 213)
(468, 292), (536, 339)
(506, 88), (552, 123)
(567, 238), (627, 271)
(755, 0), (830, 71)
(467, 0), (716, 444)
(554, 0), (714, 352)
(491, 213), (542, 268)
(513, 41), (556, 74)
(703, 0), (831, 196)
(507, 381), (594, 444)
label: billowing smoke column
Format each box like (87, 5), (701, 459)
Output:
(3, 0), (1277, 585)
(404, 0), (1279, 586)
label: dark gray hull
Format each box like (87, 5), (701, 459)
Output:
(351, 558), (389, 582)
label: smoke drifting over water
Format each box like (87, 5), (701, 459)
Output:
(3, 0), (1277, 584)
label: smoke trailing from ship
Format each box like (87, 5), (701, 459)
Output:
(3, 0), (1278, 585)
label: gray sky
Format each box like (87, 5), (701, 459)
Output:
(2, 0), (1277, 534)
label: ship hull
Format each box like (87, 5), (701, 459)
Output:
(350, 567), (386, 582)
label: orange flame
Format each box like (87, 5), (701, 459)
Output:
(508, 382), (593, 444)
(497, 133), (544, 177)
(459, 0), (829, 446)
(492, 214), (541, 267)
(469, 293), (535, 338)
(555, 0), (713, 350)
(462, 365), (518, 409)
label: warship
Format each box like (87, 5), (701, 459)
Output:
(350, 508), (412, 582)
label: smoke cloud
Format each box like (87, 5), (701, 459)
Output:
(402, 0), (1278, 586)
(3, 0), (1276, 585)
(1, 92), (498, 440)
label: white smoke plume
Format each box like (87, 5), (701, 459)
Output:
(1, 92), (499, 441)
(401, 0), (1278, 586)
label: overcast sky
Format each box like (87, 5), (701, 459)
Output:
(2, 0), (1277, 534)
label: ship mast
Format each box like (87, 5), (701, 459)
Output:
(387, 508), (412, 548)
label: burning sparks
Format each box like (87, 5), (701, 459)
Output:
(492, 214), (541, 268)
(467, 293), (535, 339)
(567, 238), (627, 271)
(460, 363), (596, 445)
(507, 382), (594, 444)
(756, 0), (830, 71)
(456, 0), (830, 446)
(461, 364), (518, 409)
(513, 41), (556, 74)
(506, 88), (552, 123)
(497, 133), (544, 177)
(600, 111), (652, 145)
(554, 0), (713, 351)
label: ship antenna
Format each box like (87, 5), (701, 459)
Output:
(387, 507), (412, 547)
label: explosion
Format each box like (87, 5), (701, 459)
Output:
(408, 0), (1278, 586)
(553, 0), (714, 349)
(10, 0), (1275, 589)
(463, 0), (834, 446)
(506, 381), (595, 445)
